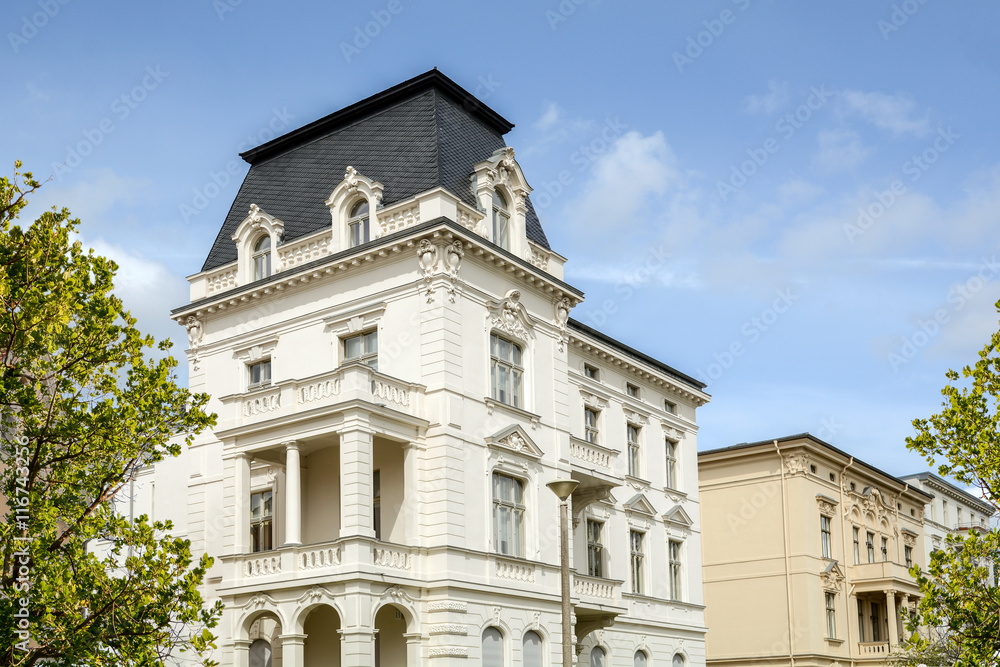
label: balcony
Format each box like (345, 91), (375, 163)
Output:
(573, 574), (623, 608)
(219, 363), (426, 430)
(850, 560), (914, 585)
(858, 641), (890, 656)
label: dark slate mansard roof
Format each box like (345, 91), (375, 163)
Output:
(201, 70), (551, 273)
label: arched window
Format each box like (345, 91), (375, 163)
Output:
(673, 653), (686, 667)
(492, 190), (509, 250)
(252, 235), (271, 281)
(348, 199), (370, 248)
(634, 650), (648, 667)
(248, 639), (272, 667)
(523, 631), (543, 667)
(482, 627), (504, 667)
(590, 646), (606, 667)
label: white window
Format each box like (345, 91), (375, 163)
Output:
(821, 515), (832, 558)
(905, 545), (913, 567)
(664, 399), (676, 414)
(881, 536), (889, 562)
(665, 439), (678, 489)
(492, 190), (510, 250)
(490, 333), (523, 408)
(672, 654), (686, 667)
(584, 363), (599, 380)
(825, 592), (837, 638)
(627, 424), (641, 477)
(348, 199), (370, 248)
(626, 383), (640, 399)
(630, 530), (644, 594)
(853, 526), (860, 564)
(669, 539), (683, 601)
(523, 631), (542, 667)
(252, 235), (271, 281)
(482, 627), (504, 667)
(590, 647), (606, 667)
(344, 330), (378, 370)
(250, 489), (273, 552)
(587, 519), (604, 578)
(585, 407), (600, 444)
(493, 473), (524, 557)
(634, 651), (648, 667)
(867, 531), (876, 563)
(249, 639), (272, 667)
(248, 359), (271, 389)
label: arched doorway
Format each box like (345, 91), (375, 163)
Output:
(243, 612), (282, 667)
(374, 604), (408, 666)
(303, 605), (342, 667)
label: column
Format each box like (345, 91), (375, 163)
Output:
(279, 633), (307, 667)
(284, 442), (302, 546)
(900, 594), (910, 642)
(233, 639), (251, 667)
(340, 627), (376, 667)
(885, 589), (898, 646)
(401, 443), (420, 543)
(234, 452), (251, 552)
(404, 632), (422, 665)
(340, 418), (375, 538)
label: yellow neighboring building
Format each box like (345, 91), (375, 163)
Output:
(698, 434), (933, 667)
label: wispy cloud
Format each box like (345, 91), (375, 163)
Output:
(740, 80), (789, 115)
(840, 90), (930, 136)
(534, 101), (564, 130)
(813, 129), (870, 173)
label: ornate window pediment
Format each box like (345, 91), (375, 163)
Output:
(821, 561), (845, 592)
(232, 204), (285, 284)
(485, 425), (543, 459)
(624, 493), (657, 517)
(817, 494), (838, 517)
(662, 505), (693, 527)
(325, 166), (385, 251)
(486, 289), (534, 341)
(472, 147), (531, 254)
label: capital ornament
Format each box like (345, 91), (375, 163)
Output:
(184, 316), (204, 370)
(444, 240), (464, 302)
(416, 239), (438, 303)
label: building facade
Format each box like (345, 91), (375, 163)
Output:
(143, 71), (711, 666)
(898, 472), (996, 565)
(698, 434), (933, 667)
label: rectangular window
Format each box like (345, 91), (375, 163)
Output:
(626, 383), (640, 398)
(857, 599), (866, 642)
(825, 592), (837, 639)
(904, 545), (913, 568)
(587, 520), (604, 578)
(348, 217), (370, 247)
(867, 531), (876, 563)
(853, 527), (861, 564)
(669, 540), (683, 601)
(493, 207), (510, 250)
(664, 399), (676, 414)
(248, 359), (272, 389)
(490, 333), (523, 409)
(821, 516), (832, 558)
(665, 439), (678, 490)
(870, 602), (881, 642)
(630, 530), (644, 595)
(627, 424), (641, 477)
(584, 407), (600, 445)
(250, 489), (273, 553)
(344, 331), (378, 370)
(373, 469), (381, 540)
(584, 364), (599, 380)
(881, 536), (889, 562)
(492, 473), (525, 557)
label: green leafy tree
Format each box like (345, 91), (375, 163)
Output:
(0, 162), (222, 666)
(901, 301), (1000, 667)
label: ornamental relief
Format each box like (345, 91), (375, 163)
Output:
(817, 498), (837, 517)
(783, 453), (809, 476)
(486, 289), (533, 341)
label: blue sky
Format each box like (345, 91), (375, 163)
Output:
(5, 1), (1000, 480)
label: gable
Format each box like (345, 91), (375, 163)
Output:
(624, 493), (657, 517)
(485, 425), (544, 459)
(662, 504), (694, 527)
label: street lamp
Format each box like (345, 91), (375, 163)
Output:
(547, 479), (580, 667)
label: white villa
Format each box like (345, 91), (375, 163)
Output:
(140, 70), (710, 666)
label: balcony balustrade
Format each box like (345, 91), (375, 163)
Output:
(858, 641), (890, 655)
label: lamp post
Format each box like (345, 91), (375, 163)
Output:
(547, 478), (580, 667)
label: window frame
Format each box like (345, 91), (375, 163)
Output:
(584, 407), (600, 445)
(347, 199), (371, 248)
(821, 515), (833, 559)
(904, 545), (913, 568)
(250, 488), (274, 553)
(584, 363), (600, 381)
(825, 592), (837, 639)
(252, 235), (272, 281)
(866, 531), (876, 563)
(490, 332), (524, 409)
(492, 189), (510, 250)
(626, 382), (641, 399)
(881, 536), (889, 562)
(668, 539), (683, 601)
(630, 529), (645, 595)
(492, 471), (526, 558)
(248, 358), (272, 390)
(342, 330), (378, 370)
(853, 526), (861, 564)
(627, 423), (641, 478)
(586, 519), (604, 578)
(665, 438), (679, 490)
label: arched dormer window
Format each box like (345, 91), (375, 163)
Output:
(252, 235), (271, 280)
(492, 189), (510, 250)
(348, 199), (370, 248)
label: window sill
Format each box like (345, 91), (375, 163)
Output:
(663, 486), (688, 498)
(484, 397), (541, 428)
(625, 475), (652, 490)
(825, 637), (844, 645)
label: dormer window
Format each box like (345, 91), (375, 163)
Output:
(492, 190), (510, 250)
(348, 199), (370, 248)
(252, 235), (271, 280)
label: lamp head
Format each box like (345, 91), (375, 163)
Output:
(546, 479), (580, 501)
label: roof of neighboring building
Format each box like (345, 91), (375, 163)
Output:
(699, 433), (935, 502)
(200, 69), (550, 273)
(899, 472), (995, 516)
(567, 318), (708, 392)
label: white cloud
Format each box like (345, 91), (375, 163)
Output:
(840, 90), (930, 136)
(534, 102), (564, 130)
(740, 80), (789, 115)
(19, 168), (151, 226)
(812, 129), (870, 173)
